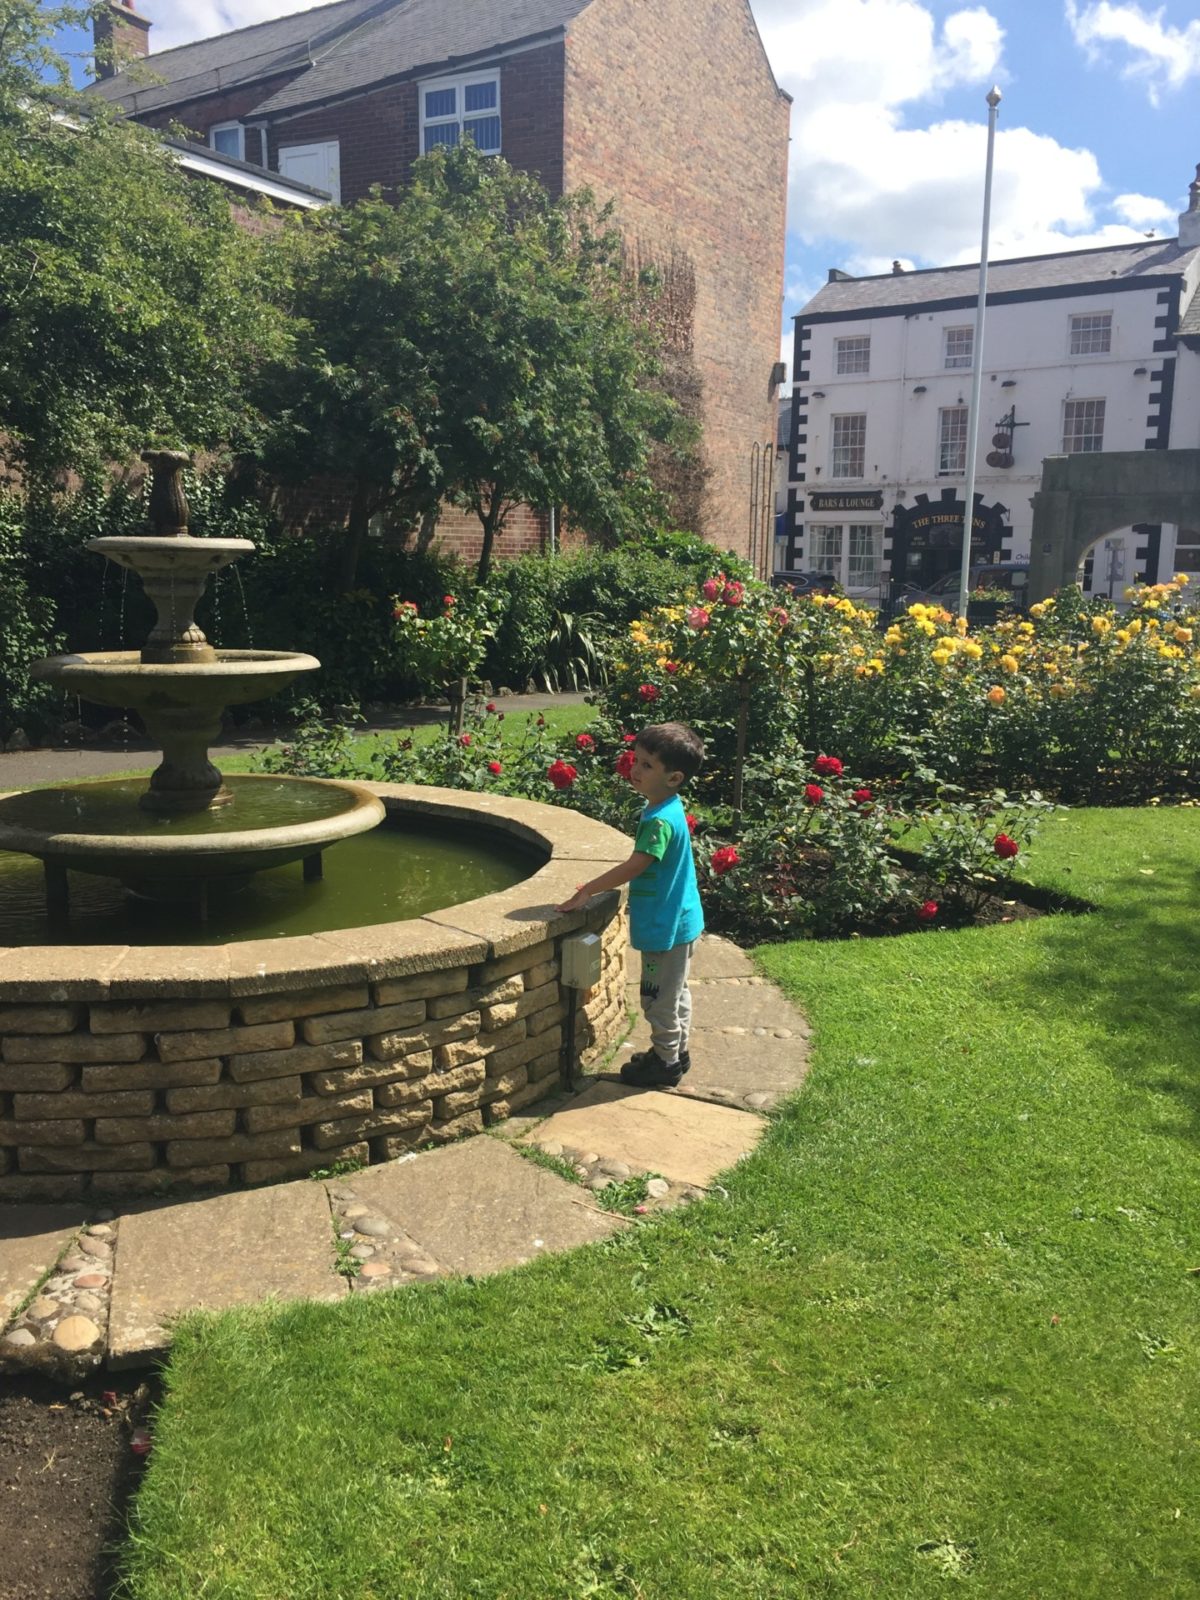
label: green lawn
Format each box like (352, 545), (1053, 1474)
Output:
(116, 807), (1200, 1599)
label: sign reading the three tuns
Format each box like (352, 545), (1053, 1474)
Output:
(807, 491), (884, 512)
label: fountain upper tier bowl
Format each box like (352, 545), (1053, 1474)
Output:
(31, 648), (321, 710)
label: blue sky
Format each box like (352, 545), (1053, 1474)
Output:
(752, 0), (1200, 371)
(59, 0), (1200, 375)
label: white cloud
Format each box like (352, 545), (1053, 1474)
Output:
(751, 0), (1173, 318)
(151, 0), (332, 53)
(1065, 0), (1200, 103)
(1111, 190), (1178, 229)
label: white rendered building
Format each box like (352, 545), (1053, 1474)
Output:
(782, 173), (1200, 602)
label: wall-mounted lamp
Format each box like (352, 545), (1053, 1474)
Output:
(811, 390), (826, 398)
(1001, 379), (1017, 387)
(1133, 366), (1148, 376)
(912, 384), (927, 394)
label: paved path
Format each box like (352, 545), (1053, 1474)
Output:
(0, 935), (810, 1379)
(0, 692), (589, 788)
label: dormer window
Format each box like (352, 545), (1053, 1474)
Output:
(209, 122), (244, 161)
(420, 72), (501, 155)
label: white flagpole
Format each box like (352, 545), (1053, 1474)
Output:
(957, 85), (1002, 618)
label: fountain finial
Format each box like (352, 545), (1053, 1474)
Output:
(140, 448), (192, 538)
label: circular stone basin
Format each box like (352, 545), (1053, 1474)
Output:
(0, 775), (386, 890)
(0, 786), (632, 1202)
(31, 648), (320, 710)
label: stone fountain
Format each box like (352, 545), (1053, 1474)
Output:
(0, 450), (385, 914)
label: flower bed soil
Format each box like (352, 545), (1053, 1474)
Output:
(0, 1373), (155, 1600)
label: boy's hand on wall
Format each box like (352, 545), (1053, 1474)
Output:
(556, 886), (590, 913)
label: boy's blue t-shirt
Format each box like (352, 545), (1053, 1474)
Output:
(628, 793), (704, 952)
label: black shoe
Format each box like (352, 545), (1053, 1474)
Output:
(677, 1049), (691, 1076)
(620, 1049), (682, 1088)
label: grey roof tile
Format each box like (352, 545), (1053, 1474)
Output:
(87, 0), (591, 119)
(798, 239), (1200, 319)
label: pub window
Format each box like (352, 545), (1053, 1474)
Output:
(808, 523), (881, 591)
(835, 335), (870, 375)
(1173, 528), (1200, 575)
(937, 406), (968, 474)
(1069, 312), (1111, 356)
(944, 326), (973, 369)
(830, 413), (866, 478)
(1063, 397), (1105, 453)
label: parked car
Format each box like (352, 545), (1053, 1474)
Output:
(771, 570), (840, 598)
(901, 563), (1031, 612)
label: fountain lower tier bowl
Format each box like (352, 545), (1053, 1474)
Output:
(30, 648), (320, 711)
(0, 775), (386, 897)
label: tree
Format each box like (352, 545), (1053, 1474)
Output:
(421, 146), (675, 582)
(0, 0), (286, 479)
(253, 195), (445, 591)
(259, 144), (677, 588)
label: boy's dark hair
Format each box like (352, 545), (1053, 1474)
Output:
(636, 721), (705, 780)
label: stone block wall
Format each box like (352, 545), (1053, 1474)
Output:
(0, 912), (628, 1203)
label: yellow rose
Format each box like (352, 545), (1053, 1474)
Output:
(1001, 653), (1019, 674)
(931, 649), (951, 666)
(962, 640), (983, 659)
(1029, 602), (1047, 619)
(1174, 627), (1193, 644)
(917, 619), (937, 637)
(1128, 618), (1143, 635)
(1174, 573), (1191, 585)
(987, 685), (1006, 705)
(1091, 615), (1112, 634)
(1049, 682), (1068, 698)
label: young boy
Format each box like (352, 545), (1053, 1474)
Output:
(557, 722), (705, 1088)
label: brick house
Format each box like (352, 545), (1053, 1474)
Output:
(89, 0), (791, 562)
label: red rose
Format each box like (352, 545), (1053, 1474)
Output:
(710, 845), (741, 875)
(917, 900), (939, 923)
(616, 749), (636, 778)
(458, 733), (472, 747)
(804, 783), (825, 805)
(769, 607), (789, 627)
(623, 733), (637, 744)
(993, 832), (1019, 859)
(851, 787), (873, 804)
(813, 755), (843, 777)
(722, 580), (744, 607)
(701, 576), (722, 601)
(575, 733), (595, 750)
(392, 600), (418, 620)
(443, 594), (455, 607)
(488, 760), (502, 775)
(638, 683), (659, 701)
(485, 701), (497, 713)
(665, 661), (679, 675)
(686, 813), (698, 835)
(547, 759), (577, 791)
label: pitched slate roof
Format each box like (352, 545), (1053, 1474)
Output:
(798, 238), (1200, 321)
(88, 0), (594, 120)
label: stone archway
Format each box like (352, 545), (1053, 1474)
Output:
(1028, 450), (1200, 600)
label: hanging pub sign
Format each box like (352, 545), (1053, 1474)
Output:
(807, 490), (884, 513)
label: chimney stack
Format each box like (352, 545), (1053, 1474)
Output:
(93, 0), (151, 80)
(1178, 163), (1200, 249)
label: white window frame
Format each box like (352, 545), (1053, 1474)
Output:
(277, 140), (341, 203)
(1063, 397), (1106, 454)
(1172, 528), (1200, 574)
(937, 405), (968, 475)
(834, 335), (870, 376)
(419, 69), (502, 156)
(209, 121), (245, 161)
(807, 523), (881, 592)
(1069, 312), (1112, 356)
(944, 325), (973, 369)
(830, 412), (866, 479)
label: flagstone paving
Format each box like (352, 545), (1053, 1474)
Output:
(0, 935), (812, 1377)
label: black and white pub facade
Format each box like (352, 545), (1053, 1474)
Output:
(781, 176), (1200, 605)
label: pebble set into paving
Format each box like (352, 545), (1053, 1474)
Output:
(0, 937), (810, 1380)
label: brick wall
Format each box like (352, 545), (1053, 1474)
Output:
(0, 914), (627, 1202)
(562, 0), (791, 554)
(137, 73), (306, 168)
